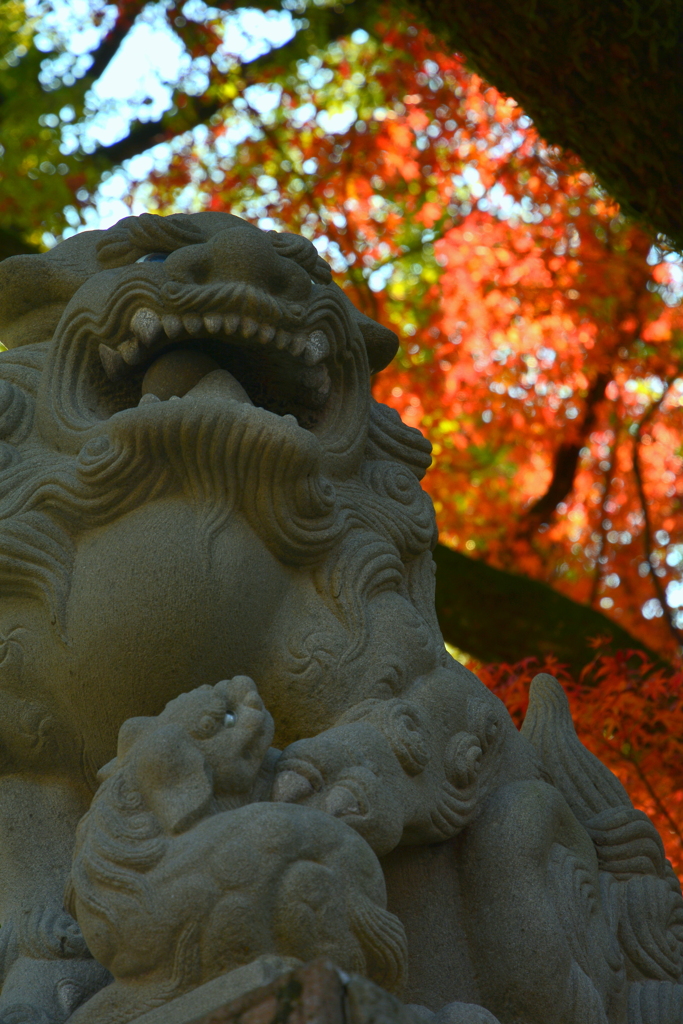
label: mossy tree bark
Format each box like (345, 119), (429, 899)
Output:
(433, 543), (659, 674)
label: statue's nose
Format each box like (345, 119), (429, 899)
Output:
(163, 227), (312, 301)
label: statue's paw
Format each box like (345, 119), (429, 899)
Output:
(0, 1007), (53, 1024)
(408, 1003), (500, 1024)
(273, 728), (405, 854)
(271, 752), (321, 805)
(18, 907), (87, 961)
(0, 957), (110, 1024)
(272, 759), (372, 821)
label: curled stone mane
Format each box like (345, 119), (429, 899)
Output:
(0, 348), (439, 684)
(267, 231), (333, 285)
(67, 771), (167, 930)
(95, 213), (206, 268)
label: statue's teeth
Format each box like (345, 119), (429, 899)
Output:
(138, 392), (161, 406)
(302, 329), (330, 366)
(275, 329), (291, 350)
(290, 333), (307, 357)
(99, 344), (126, 381)
(302, 364), (331, 398)
(119, 337), (144, 366)
(203, 314), (222, 334)
(241, 317), (258, 338)
(183, 314), (203, 336)
(272, 770), (314, 803)
(161, 314), (183, 340)
(223, 313), (240, 335)
(131, 308), (162, 346)
(258, 323), (276, 344)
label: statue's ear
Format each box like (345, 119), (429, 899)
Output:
(0, 230), (106, 348)
(354, 310), (399, 374)
(117, 716), (153, 758)
(96, 758), (117, 784)
(330, 282), (398, 373)
(95, 716), (155, 782)
(135, 724), (213, 834)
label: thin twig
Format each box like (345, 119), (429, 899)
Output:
(629, 754), (683, 844)
(590, 413), (621, 607)
(632, 380), (683, 647)
(589, 475), (611, 607)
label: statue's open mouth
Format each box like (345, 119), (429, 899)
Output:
(96, 305), (335, 432)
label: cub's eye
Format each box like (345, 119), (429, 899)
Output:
(135, 252), (169, 263)
(194, 714), (219, 738)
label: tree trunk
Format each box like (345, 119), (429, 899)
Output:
(409, 0), (683, 249)
(433, 543), (658, 675)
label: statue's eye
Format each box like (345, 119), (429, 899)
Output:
(224, 712), (235, 727)
(135, 252), (169, 263)
(195, 714), (219, 738)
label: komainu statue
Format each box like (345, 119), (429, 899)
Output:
(66, 677), (407, 1024)
(0, 212), (681, 1024)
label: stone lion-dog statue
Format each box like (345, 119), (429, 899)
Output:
(0, 212), (682, 1023)
(65, 676), (407, 1024)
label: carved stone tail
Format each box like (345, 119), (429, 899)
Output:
(628, 981), (683, 1023)
(521, 672), (683, 1024)
(521, 672), (632, 822)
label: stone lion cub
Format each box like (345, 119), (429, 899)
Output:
(66, 676), (407, 1024)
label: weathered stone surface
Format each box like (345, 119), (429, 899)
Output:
(131, 956), (298, 1024)
(0, 213), (681, 1024)
(179, 960), (346, 1024)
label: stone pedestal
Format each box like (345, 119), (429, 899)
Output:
(131, 960), (417, 1024)
(130, 960), (498, 1024)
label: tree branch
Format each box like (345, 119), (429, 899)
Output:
(629, 755), (683, 845)
(589, 461), (613, 608)
(524, 371), (608, 527)
(433, 542), (661, 676)
(632, 382), (683, 647)
(88, 1), (383, 170)
(85, 6), (138, 82)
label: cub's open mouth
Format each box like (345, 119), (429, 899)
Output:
(96, 307), (334, 431)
